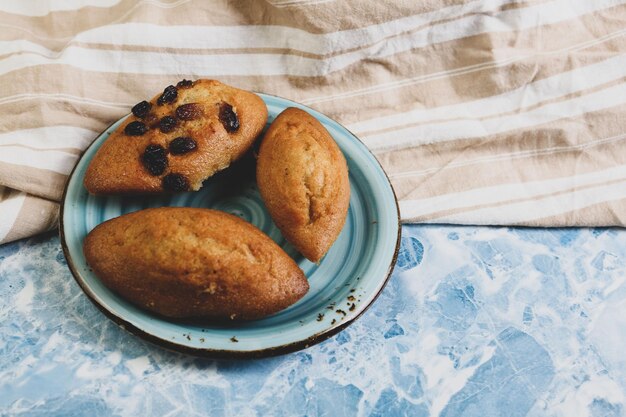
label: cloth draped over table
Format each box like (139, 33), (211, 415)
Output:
(1, 0), (625, 244)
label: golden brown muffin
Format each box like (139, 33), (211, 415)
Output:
(83, 208), (309, 320)
(257, 107), (350, 263)
(84, 79), (268, 194)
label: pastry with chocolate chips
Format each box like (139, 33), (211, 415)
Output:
(84, 80), (268, 194)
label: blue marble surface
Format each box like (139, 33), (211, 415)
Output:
(1, 225), (626, 416)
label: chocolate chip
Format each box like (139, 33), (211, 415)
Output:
(131, 101), (151, 118)
(124, 121), (148, 136)
(157, 85), (178, 105)
(159, 116), (177, 133)
(177, 79), (194, 88)
(169, 137), (197, 155)
(141, 144), (168, 175)
(219, 103), (239, 133)
(162, 173), (189, 192)
(175, 103), (202, 121)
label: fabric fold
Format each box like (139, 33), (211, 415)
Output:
(0, 187), (58, 244)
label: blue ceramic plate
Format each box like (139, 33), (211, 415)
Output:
(60, 94), (400, 358)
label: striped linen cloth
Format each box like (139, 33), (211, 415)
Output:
(1, 0), (626, 245)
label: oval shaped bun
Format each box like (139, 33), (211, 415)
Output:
(257, 107), (350, 263)
(83, 207), (309, 320)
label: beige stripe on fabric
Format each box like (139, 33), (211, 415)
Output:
(530, 197), (626, 226)
(500, 0), (551, 11)
(0, 99), (122, 133)
(2, 194), (58, 244)
(0, 162), (69, 201)
(0, 186), (26, 243)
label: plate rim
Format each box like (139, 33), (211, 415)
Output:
(59, 93), (401, 359)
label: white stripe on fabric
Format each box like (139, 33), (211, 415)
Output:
(0, 147), (79, 175)
(362, 81), (626, 151)
(0, 188), (26, 242)
(350, 54), (626, 135)
(400, 164), (626, 220)
(0, 126), (97, 150)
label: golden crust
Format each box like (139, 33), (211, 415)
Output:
(83, 208), (309, 320)
(84, 79), (268, 194)
(256, 107), (350, 263)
